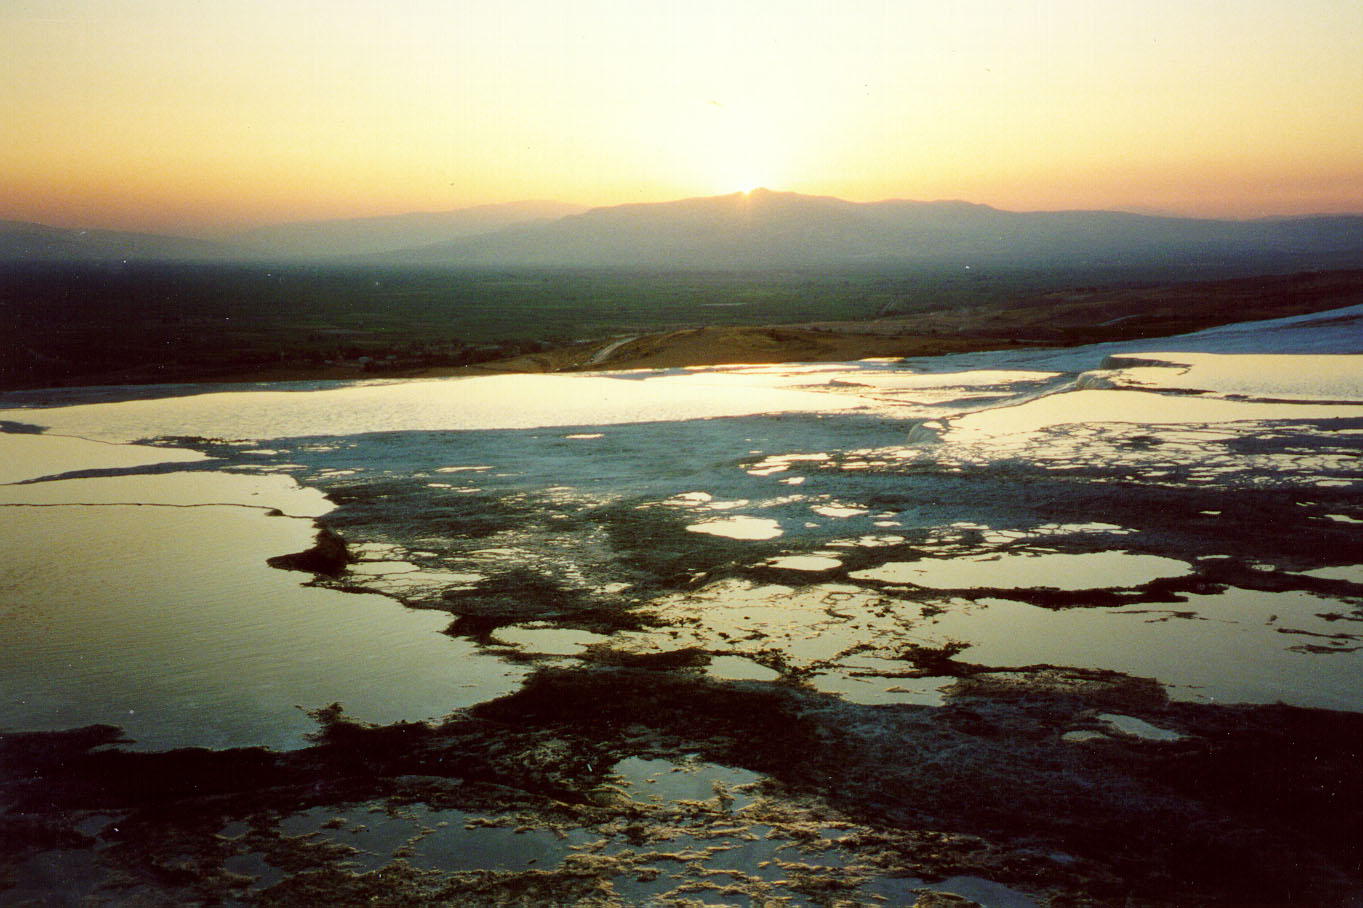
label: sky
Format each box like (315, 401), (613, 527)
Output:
(4, 0), (1362, 233)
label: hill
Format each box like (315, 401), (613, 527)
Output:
(4, 192), (1361, 271)
(222, 201), (588, 259)
(0, 220), (233, 264)
(393, 189), (1363, 270)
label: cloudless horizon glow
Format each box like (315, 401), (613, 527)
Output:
(4, 0), (1362, 233)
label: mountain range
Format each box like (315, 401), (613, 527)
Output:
(221, 200), (587, 259)
(5, 190), (1362, 271)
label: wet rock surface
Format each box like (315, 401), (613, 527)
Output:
(4, 350), (1363, 905)
(4, 670), (1363, 906)
(266, 526), (355, 576)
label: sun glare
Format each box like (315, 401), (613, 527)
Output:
(722, 154), (770, 196)
(688, 102), (784, 200)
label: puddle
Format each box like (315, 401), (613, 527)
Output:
(694, 833), (788, 876)
(915, 872), (1041, 905)
(491, 624), (613, 655)
(348, 561), (422, 576)
(914, 591), (1363, 710)
(1300, 564), (1363, 584)
(828, 533), (906, 549)
(705, 655), (783, 682)
(1099, 351), (1363, 403)
(666, 491), (715, 506)
(409, 816), (587, 874)
(0, 372), (871, 443)
(611, 757), (761, 809)
(0, 469), (331, 517)
(850, 550), (1191, 591)
(619, 580), (905, 671)
(350, 542), (407, 558)
(946, 388), (1363, 447)
(665, 493), (762, 512)
(222, 852), (284, 891)
(811, 504), (870, 518)
(346, 563), (485, 594)
(0, 432), (209, 484)
(810, 671), (950, 707)
(0, 504), (528, 750)
(273, 804), (591, 875)
(686, 516), (784, 540)
(1, 848), (109, 906)
(1062, 730), (1110, 744)
(865, 875), (1041, 908)
(764, 554), (843, 572)
(745, 452), (832, 476)
(5, 340), (1363, 906)
(1098, 713), (1186, 742)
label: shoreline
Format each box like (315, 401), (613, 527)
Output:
(5, 267), (1362, 392)
(4, 332), (1363, 904)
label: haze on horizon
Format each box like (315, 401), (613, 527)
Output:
(5, 0), (1362, 235)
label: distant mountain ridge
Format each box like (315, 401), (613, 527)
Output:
(223, 200), (588, 259)
(0, 219), (234, 264)
(4, 190), (1362, 270)
(393, 189), (1363, 269)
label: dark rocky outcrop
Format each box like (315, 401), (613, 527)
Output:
(266, 526), (353, 576)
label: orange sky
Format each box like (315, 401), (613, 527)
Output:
(4, 0), (1362, 233)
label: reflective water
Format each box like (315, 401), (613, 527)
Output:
(0, 467), (331, 515)
(0, 431), (208, 484)
(1094, 351), (1363, 402)
(765, 554), (844, 572)
(849, 551), (1191, 590)
(611, 756), (761, 807)
(0, 504), (526, 750)
(491, 624), (612, 655)
(705, 655), (783, 682)
(686, 515), (784, 539)
(267, 803), (595, 877)
(0, 370), (872, 443)
(918, 591), (1363, 710)
(1097, 713), (1186, 741)
(2, 303), (1362, 752)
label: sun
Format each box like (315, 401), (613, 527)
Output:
(676, 98), (785, 198)
(721, 142), (771, 196)
(721, 153), (770, 196)
(705, 166), (765, 197)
